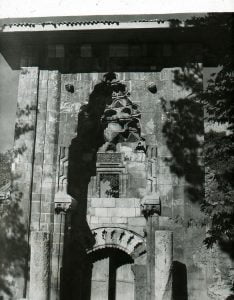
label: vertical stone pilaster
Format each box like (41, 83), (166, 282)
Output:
(146, 215), (159, 300)
(29, 231), (51, 300)
(141, 194), (161, 300)
(90, 257), (110, 300)
(155, 231), (173, 300)
(29, 70), (61, 300)
(12, 67), (39, 224)
(50, 211), (66, 300)
(31, 70), (61, 232)
(11, 67), (39, 299)
(131, 265), (147, 300)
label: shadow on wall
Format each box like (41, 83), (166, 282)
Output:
(61, 72), (134, 300)
(60, 207), (95, 300)
(172, 261), (188, 300)
(161, 60), (234, 262)
(0, 182), (28, 298)
(0, 116), (32, 298)
(62, 72), (191, 299)
(161, 63), (204, 204)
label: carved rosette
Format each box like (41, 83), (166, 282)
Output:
(58, 146), (69, 192)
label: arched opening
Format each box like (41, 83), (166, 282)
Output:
(88, 247), (135, 300)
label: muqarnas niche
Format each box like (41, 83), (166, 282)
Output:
(67, 72), (144, 199)
(100, 76), (142, 152)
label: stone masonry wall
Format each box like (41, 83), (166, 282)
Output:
(12, 66), (232, 299)
(11, 67), (39, 299)
(87, 197), (146, 236)
(52, 70), (214, 300)
(31, 70), (61, 232)
(12, 68), (61, 299)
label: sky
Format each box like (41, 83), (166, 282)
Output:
(0, 0), (233, 18)
(0, 0), (233, 152)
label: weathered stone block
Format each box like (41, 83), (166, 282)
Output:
(40, 223), (49, 232)
(135, 207), (141, 216)
(32, 193), (40, 202)
(102, 198), (116, 208)
(91, 198), (101, 207)
(98, 217), (112, 224)
(88, 207), (95, 215)
(107, 207), (136, 217)
(94, 207), (108, 217)
(31, 201), (40, 213)
(52, 233), (61, 243)
(128, 217), (146, 227)
(42, 214), (52, 227)
(111, 217), (128, 224)
(173, 185), (184, 200)
(30, 221), (40, 231)
(155, 230), (173, 300)
(29, 231), (51, 300)
(115, 198), (135, 208)
(127, 226), (145, 236)
(91, 198), (116, 208)
(31, 213), (40, 223)
(134, 198), (141, 207)
(90, 216), (99, 224)
(132, 264), (147, 300)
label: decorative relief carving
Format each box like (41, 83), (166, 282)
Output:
(97, 152), (122, 164)
(141, 204), (161, 218)
(147, 145), (157, 159)
(140, 193), (161, 218)
(100, 74), (142, 151)
(99, 173), (119, 198)
(65, 84), (74, 93)
(55, 202), (71, 214)
(58, 146), (69, 192)
(87, 227), (146, 259)
(93, 168), (128, 198)
(147, 160), (157, 193)
(60, 102), (81, 116)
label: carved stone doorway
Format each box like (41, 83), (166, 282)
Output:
(89, 248), (134, 300)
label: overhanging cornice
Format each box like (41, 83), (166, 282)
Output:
(0, 18), (222, 70)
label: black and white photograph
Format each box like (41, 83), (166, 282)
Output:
(0, 1), (233, 299)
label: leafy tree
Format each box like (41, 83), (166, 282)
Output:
(0, 151), (27, 297)
(196, 13), (234, 253)
(200, 15), (234, 254)
(0, 191), (27, 297)
(163, 13), (234, 255)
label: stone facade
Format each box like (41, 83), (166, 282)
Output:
(2, 26), (232, 300)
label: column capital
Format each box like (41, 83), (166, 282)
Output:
(55, 202), (71, 214)
(140, 192), (161, 218)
